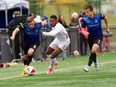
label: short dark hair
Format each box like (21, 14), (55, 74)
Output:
(26, 17), (34, 23)
(50, 15), (57, 20)
(85, 5), (93, 11)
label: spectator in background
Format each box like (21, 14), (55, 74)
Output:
(58, 14), (68, 29)
(41, 15), (51, 60)
(41, 15), (51, 30)
(78, 11), (88, 56)
(69, 12), (79, 27)
(58, 14), (69, 60)
(8, 11), (21, 59)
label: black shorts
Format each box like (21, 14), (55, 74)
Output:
(22, 42), (40, 55)
(88, 37), (103, 50)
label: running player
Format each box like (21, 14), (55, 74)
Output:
(10, 17), (46, 76)
(81, 5), (110, 72)
(40, 15), (70, 74)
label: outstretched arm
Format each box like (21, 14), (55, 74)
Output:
(10, 28), (20, 40)
(104, 15), (110, 33)
(41, 28), (61, 36)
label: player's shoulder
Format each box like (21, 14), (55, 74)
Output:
(56, 22), (63, 28)
(35, 23), (42, 28)
(94, 14), (101, 18)
(55, 22), (65, 30)
(83, 16), (89, 21)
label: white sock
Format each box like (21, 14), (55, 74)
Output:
(46, 54), (51, 59)
(50, 58), (56, 69)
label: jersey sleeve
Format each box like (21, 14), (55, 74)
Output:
(43, 27), (61, 36)
(100, 14), (105, 20)
(18, 23), (26, 31)
(81, 19), (86, 28)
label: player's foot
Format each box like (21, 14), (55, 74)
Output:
(94, 60), (99, 71)
(83, 65), (90, 72)
(21, 65), (28, 76)
(21, 69), (27, 76)
(54, 61), (59, 66)
(47, 68), (54, 74)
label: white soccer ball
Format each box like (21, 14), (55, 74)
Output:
(73, 50), (79, 56)
(26, 66), (36, 76)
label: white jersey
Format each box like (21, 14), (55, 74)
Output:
(43, 22), (70, 42)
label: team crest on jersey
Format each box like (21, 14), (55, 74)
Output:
(95, 20), (98, 23)
(36, 29), (39, 32)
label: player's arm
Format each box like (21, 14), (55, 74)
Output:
(41, 28), (61, 36)
(10, 27), (20, 40)
(10, 23), (24, 40)
(81, 19), (89, 36)
(101, 14), (110, 33)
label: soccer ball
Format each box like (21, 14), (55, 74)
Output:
(26, 66), (36, 76)
(73, 50), (79, 56)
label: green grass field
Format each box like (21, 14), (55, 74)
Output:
(0, 52), (116, 87)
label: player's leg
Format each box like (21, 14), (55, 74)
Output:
(83, 37), (102, 72)
(47, 39), (70, 74)
(83, 39), (93, 72)
(92, 37), (103, 70)
(26, 42), (40, 65)
(21, 45), (29, 76)
(21, 42), (40, 76)
(21, 55), (28, 76)
(47, 47), (62, 74)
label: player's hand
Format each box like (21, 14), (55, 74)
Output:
(40, 30), (43, 35)
(106, 27), (110, 33)
(82, 29), (89, 36)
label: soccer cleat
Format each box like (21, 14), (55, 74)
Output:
(94, 60), (99, 71)
(47, 68), (54, 74)
(21, 65), (28, 76)
(54, 61), (59, 66)
(21, 69), (27, 76)
(83, 65), (90, 72)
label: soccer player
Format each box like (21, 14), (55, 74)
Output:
(10, 17), (46, 76)
(40, 15), (70, 74)
(81, 5), (110, 72)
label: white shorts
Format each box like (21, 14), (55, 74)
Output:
(49, 39), (70, 51)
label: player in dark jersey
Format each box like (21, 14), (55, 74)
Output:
(10, 17), (46, 76)
(81, 5), (110, 72)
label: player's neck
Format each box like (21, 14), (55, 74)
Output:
(89, 13), (94, 18)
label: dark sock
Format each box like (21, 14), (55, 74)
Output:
(24, 60), (27, 65)
(88, 53), (96, 66)
(26, 56), (32, 65)
(92, 53), (97, 63)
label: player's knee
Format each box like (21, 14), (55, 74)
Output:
(92, 44), (99, 53)
(28, 48), (34, 56)
(23, 55), (28, 60)
(28, 51), (33, 56)
(45, 51), (50, 55)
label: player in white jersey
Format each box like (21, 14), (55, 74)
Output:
(40, 15), (70, 74)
